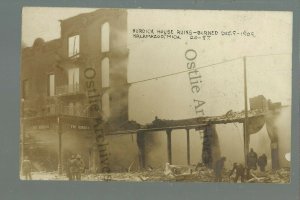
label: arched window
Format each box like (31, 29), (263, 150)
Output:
(101, 57), (109, 88)
(102, 93), (110, 119)
(101, 22), (110, 52)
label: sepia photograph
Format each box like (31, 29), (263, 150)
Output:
(20, 7), (291, 183)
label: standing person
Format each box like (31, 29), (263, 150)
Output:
(22, 156), (32, 180)
(257, 154), (267, 172)
(214, 157), (226, 182)
(229, 163), (245, 183)
(247, 148), (258, 170)
(246, 148), (258, 179)
(66, 155), (75, 180)
(70, 155), (77, 180)
(73, 154), (84, 181)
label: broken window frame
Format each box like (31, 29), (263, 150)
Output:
(68, 34), (80, 58)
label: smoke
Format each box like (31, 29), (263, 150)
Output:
(274, 107), (291, 167)
(171, 130), (189, 165)
(25, 128), (99, 171)
(216, 124), (245, 169)
(142, 130), (204, 167)
(144, 131), (167, 168)
(106, 134), (139, 171)
(25, 106), (290, 172)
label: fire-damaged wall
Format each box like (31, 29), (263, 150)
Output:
(59, 9), (129, 122)
(22, 9), (129, 118)
(24, 127), (140, 172)
(135, 128), (219, 169)
(250, 106), (291, 169)
(21, 9), (133, 173)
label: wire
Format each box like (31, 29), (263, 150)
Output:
(245, 53), (291, 59)
(130, 56), (242, 85)
(128, 53), (290, 86)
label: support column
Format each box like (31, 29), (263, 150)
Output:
(202, 126), (212, 168)
(137, 131), (146, 170)
(266, 114), (280, 170)
(186, 129), (191, 165)
(57, 116), (62, 175)
(243, 122), (250, 167)
(166, 129), (172, 164)
(271, 143), (279, 170)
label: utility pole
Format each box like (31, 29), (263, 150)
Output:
(243, 56), (249, 166)
(186, 129), (191, 165)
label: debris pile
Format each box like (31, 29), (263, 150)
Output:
(29, 166), (290, 183)
(28, 171), (68, 180)
(205, 109), (264, 122)
(247, 168), (290, 183)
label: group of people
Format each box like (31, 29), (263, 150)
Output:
(21, 154), (85, 181)
(65, 154), (85, 181)
(213, 148), (268, 183)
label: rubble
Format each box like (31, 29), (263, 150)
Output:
(28, 167), (290, 183)
(246, 168), (290, 183)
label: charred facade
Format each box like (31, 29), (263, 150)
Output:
(21, 9), (130, 173)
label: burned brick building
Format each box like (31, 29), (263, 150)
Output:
(21, 9), (132, 173)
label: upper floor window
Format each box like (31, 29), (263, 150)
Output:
(48, 74), (55, 96)
(101, 57), (109, 88)
(68, 68), (80, 93)
(68, 35), (80, 58)
(101, 22), (110, 52)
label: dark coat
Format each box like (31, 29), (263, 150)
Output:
(258, 154), (267, 167)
